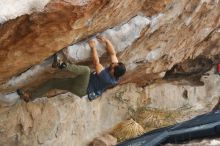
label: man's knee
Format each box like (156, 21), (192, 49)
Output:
(83, 66), (90, 75)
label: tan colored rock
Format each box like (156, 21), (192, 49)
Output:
(0, 71), (219, 146)
(0, 15), (151, 93)
(91, 134), (117, 146)
(0, 0), (173, 85)
(142, 0), (173, 15)
(119, 0), (220, 86)
(1, 0), (220, 146)
(1, 0), (219, 100)
(0, 0), (141, 84)
(2, 0), (220, 92)
(0, 88), (142, 146)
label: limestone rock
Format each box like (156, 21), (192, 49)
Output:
(0, 15), (151, 93)
(91, 134), (117, 146)
(0, 0), (170, 84)
(0, 0), (172, 88)
(0, 86), (144, 146)
(0, 71), (219, 146)
(120, 0), (220, 86)
(0, 0), (220, 146)
(1, 0), (220, 93)
(64, 15), (151, 63)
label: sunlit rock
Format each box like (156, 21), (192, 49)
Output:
(64, 15), (150, 63)
(0, 0), (50, 24)
(1, 0), (220, 146)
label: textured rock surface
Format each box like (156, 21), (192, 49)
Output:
(90, 134), (117, 146)
(0, 0), (136, 83)
(0, 0), (170, 84)
(0, 0), (50, 23)
(120, 0), (220, 86)
(0, 71), (219, 146)
(1, 0), (220, 146)
(0, 15), (151, 93)
(0, 85), (145, 146)
(1, 0), (220, 92)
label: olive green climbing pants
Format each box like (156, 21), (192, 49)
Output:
(30, 63), (90, 100)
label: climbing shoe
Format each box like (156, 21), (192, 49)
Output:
(59, 62), (67, 69)
(52, 54), (66, 69)
(16, 89), (31, 102)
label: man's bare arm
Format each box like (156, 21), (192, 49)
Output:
(97, 36), (118, 63)
(89, 40), (104, 74)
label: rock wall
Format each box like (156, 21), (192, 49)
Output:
(0, 0), (50, 23)
(0, 15), (151, 93)
(1, 0), (220, 92)
(120, 0), (220, 86)
(0, 0), (169, 84)
(0, 84), (144, 146)
(1, 0), (220, 146)
(0, 70), (219, 146)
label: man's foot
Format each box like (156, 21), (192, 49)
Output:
(16, 89), (31, 102)
(52, 54), (67, 69)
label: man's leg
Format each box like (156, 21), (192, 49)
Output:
(65, 63), (90, 97)
(30, 78), (73, 100)
(29, 63), (90, 100)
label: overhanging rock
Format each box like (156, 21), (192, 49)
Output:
(0, 15), (150, 95)
(64, 15), (150, 63)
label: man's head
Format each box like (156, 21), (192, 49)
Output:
(109, 62), (126, 79)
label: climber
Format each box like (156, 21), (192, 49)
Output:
(17, 36), (126, 102)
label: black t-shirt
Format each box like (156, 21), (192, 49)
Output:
(87, 67), (118, 99)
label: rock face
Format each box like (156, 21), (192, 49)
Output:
(0, 71), (219, 146)
(0, 15), (151, 92)
(0, 85), (145, 146)
(90, 134), (117, 146)
(1, 0), (220, 92)
(1, 0), (220, 146)
(120, 0), (220, 86)
(0, 0), (169, 84)
(0, 0), (50, 23)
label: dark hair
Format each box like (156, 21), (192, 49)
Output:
(114, 62), (126, 79)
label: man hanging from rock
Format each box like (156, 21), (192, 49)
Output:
(17, 36), (126, 102)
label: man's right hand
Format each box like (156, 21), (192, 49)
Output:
(89, 40), (96, 48)
(97, 35), (118, 63)
(97, 35), (107, 43)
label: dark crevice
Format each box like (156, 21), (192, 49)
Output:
(182, 89), (188, 99)
(163, 56), (213, 85)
